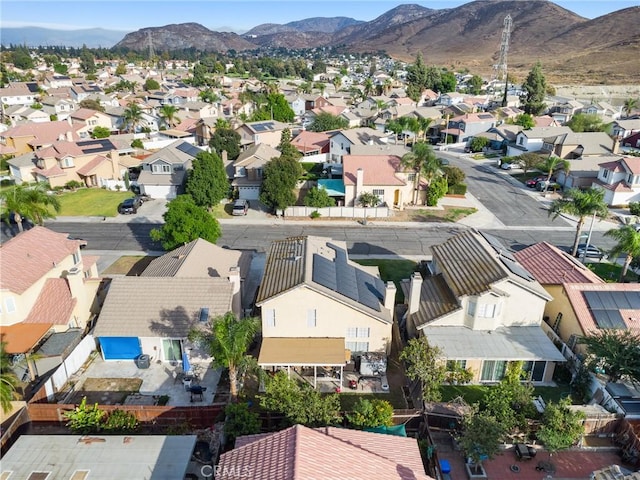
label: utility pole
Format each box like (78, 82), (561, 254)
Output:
(492, 14), (512, 107)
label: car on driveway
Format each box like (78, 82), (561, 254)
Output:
(232, 199), (250, 216)
(576, 243), (606, 260)
(118, 197), (142, 214)
(526, 176), (548, 188)
(535, 179), (561, 192)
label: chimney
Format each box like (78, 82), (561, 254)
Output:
(110, 150), (120, 179)
(612, 137), (620, 155)
(384, 281), (396, 313)
(356, 167), (364, 200)
(228, 266), (242, 316)
(63, 266), (88, 320)
(66, 130), (74, 142)
(408, 272), (423, 315)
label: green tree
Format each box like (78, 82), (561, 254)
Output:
(537, 156), (570, 191)
(358, 191), (380, 208)
(468, 75), (483, 95)
(115, 63), (127, 75)
(260, 156), (302, 210)
(304, 186), (336, 208)
(91, 126), (111, 139)
(406, 52), (427, 102)
(426, 175), (448, 206)
(259, 371), (342, 427)
(53, 63), (68, 75)
(517, 152), (543, 175)
(277, 128), (301, 161)
(309, 112), (348, 132)
(469, 137), (489, 153)
(521, 61), (547, 115)
(210, 127), (241, 161)
(400, 336), (447, 402)
(79, 99), (105, 112)
(131, 139), (144, 149)
(0, 183), (61, 232)
(143, 78), (160, 91)
(65, 397), (106, 434)
(548, 187), (608, 256)
(79, 45), (96, 74)
(150, 194), (221, 250)
(536, 398), (585, 453)
(440, 71), (457, 93)
(567, 113), (608, 133)
(459, 410), (505, 473)
(443, 166), (465, 186)
(122, 102), (143, 133)
(604, 225), (640, 281)
(401, 141), (439, 205)
(580, 330), (640, 383)
(513, 113), (535, 129)
(482, 361), (534, 433)
(186, 151), (228, 209)
(346, 398), (394, 429)
(158, 104), (181, 129)
(223, 402), (261, 444)
(623, 98), (638, 118)
(0, 342), (18, 414)
(189, 312), (260, 402)
(252, 93), (294, 123)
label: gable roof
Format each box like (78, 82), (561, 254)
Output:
(242, 120), (288, 134)
(1, 120), (80, 144)
(332, 127), (389, 146)
(513, 242), (604, 285)
(142, 140), (202, 166)
(0, 226), (82, 294)
(554, 131), (614, 156)
(94, 277), (233, 338)
(256, 236), (390, 322)
(291, 130), (330, 153)
(519, 126), (573, 139)
(431, 230), (551, 300)
(217, 424), (433, 480)
(24, 278), (77, 325)
(141, 238), (251, 278)
(234, 143), (280, 167)
(343, 155), (406, 186)
(0, 322), (52, 354)
(622, 156), (640, 175)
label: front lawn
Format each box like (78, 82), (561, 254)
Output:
(353, 259), (418, 302)
(587, 261), (639, 283)
(52, 188), (133, 217)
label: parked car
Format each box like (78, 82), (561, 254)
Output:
(500, 161), (518, 170)
(118, 197), (142, 214)
(438, 157), (450, 166)
(576, 243), (606, 260)
(525, 176), (549, 188)
(536, 180), (561, 192)
(232, 199), (250, 216)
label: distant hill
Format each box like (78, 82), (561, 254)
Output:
(1, 27), (128, 48)
(245, 16), (363, 37)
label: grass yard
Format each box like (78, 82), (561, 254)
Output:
(52, 188), (133, 217)
(353, 259), (418, 302)
(102, 255), (158, 275)
(587, 261), (639, 283)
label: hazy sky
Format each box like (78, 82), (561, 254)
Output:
(2, 0), (637, 32)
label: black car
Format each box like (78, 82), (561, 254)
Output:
(118, 197), (142, 214)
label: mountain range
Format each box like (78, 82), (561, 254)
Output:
(4, 1), (639, 83)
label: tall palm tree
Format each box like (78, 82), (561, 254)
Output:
(418, 117), (433, 141)
(0, 342), (18, 414)
(158, 104), (181, 129)
(401, 141), (440, 205)
(332, 76), (342, 92)
(604, 225), (640, 281)
(383, 78), (393, 95)
(623, 98), (638, 118)
(549, 187), (608, 256)
(537, 156), (571, 192)
(122, 102), (143, 133)
(0, 183), (61, 232)
(363, 78), (374, 98)
(189, 312), (260, 402)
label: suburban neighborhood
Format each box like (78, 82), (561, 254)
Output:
(1, 2), (640, 479)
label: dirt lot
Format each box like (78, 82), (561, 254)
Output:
(102, 256), (158, 275)
(69, 378), (142, 405)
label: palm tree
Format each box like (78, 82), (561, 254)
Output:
(122, 102), (143, 133)
(332, 76), (342, 92)
(0, 342), (18, 414)
(418, 117), (433, 141)
(401, 141), (440, 205)
(363, 78), (374, 98)
(383, 78), (393, 95)
(0, 183), (61, 232)
(537, 156), (570, 192)
(189, 312), (260, 402)
(604, 225), (640, 281)
(158, 104), (181, 129)
(623, 98), (638, 118)
(549, 187), (608, 256)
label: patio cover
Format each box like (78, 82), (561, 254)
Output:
(0, 322), (52, 354)
(318, 179), (345, 197)
(421, 326), (566, 362)
(258, 338), (347, 366)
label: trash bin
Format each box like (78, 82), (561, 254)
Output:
(136, 354), (150, 369)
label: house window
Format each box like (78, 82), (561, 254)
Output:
(199, 307), (209, 323)
(480, 360), (506, 382)
(72, 252), (80, 265)
(61, 157), (74, 168)
(467, 300), (476, 316)
(4, 297), (16, 314)
(407, 173), (416, 182)
(307, 309), (317, 327)
(523, 361), (546, 382)
(265, 309), (276, 327)
(357, 327), (370, 338)
(152, 164), (171, 173)
(347, 327), (357, 338)
(518, 136), (524, 145)
(603, 169), (609, 179)
(477, 303), (501, 318)
(346, 341), (369, 353)
(446, 360), (467, 370)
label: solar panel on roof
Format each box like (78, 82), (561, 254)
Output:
(479, 231), (516, 261)
(175, 142), (201, 157)
(583, 291), (628, 330)
(500, 257), (535, 282)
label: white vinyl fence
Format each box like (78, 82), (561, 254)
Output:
(47, 335), (97, 399)
(284, 206), (390, 219)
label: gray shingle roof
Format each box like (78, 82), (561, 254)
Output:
(404, 274), (461, 328)
(94, 277), (233, 338)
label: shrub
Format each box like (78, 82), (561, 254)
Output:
(447, 183), (467, 195)
(426, 177), (448, 206)
(104, 409), (139, 432)
(443, 166), (465, 186)
(470, 137), (489, 153)
(224, 402), (261, 444)
(1, 179), (15, 187)
(346, 398), (394, 429)
(310, 210), (321, 219)
(131, 139), (144, 149)
(630, 202), (640, 216)
(65, 397), (105, 434)
(64, 180), (83, 190)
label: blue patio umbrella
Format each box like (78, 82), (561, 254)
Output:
(182, 351), (191, 374)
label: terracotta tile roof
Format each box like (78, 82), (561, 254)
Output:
(312, 105), (347, 116)
(623, 156), (640, 174)
(35, 140), (84, 159)
(2, 120), (79, 144)
(513, 242), (604, 285)
(598, 159), (625, 172)
(24, 278), (76, 325)
(291, 131), (330, 152)
(76, 155), (108, 176)
(343, 155), (406, 186)
(0, 322), (52, 354)
(33, 164), (66, 178)
(70, 108), (102, 120)
(564, 283), (640, 336)
(593, 179), (634, 192)
(218, 424), (433, 480)
(81, 255), (99, 272)
(0, 227), (81, 294)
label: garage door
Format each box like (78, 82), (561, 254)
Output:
(140, 185), (177, 200)
(239, 186), (260, 200)
(99, 337), (141, 360)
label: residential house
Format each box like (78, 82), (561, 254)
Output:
(1, 435), (198, 479)
(0, 82), (39, 107)
(235, 120), (289, 150)
(40, 96), (76, 120)
(0, 120), (80, 156)
(555, 155), (621, 190)
(176, 100), (218, 121)
(443, 113), (497, 143)
(286, 93), (306, 119)
(541, 131), (616, 159)
(622, 132), (640, 151)
(231, 143), (280, 200)
(343, 154), (415, 208)
(302, 93), (330, 111)
(303, 105), (350, 130)
(217, 425), (433, 480)
(402, 230), (564, 384)
(436, 92), (467, 107)
(474, 124), (522, 151)
(137, 140), (203, 199)
(547, 99), (584, 124)
(41, 74), (73, 90)
(612, 119), (640, 140)
(534, 115), (561, 127)
(69, 82), (103, 102)
(592, 156), (640, 205)
(0, 227), (100, 358)
(329, 127), (391, 163)
(506, 126), (573, 156)
(5, 104), (50, 125)
(194, 117), (217, 147)
(581, 101), (621, 121)
(69, 108), (113, 138)
(94, 276), (236, 361)
(291, 130), (330, 162)
(256, 236), (395, 384)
